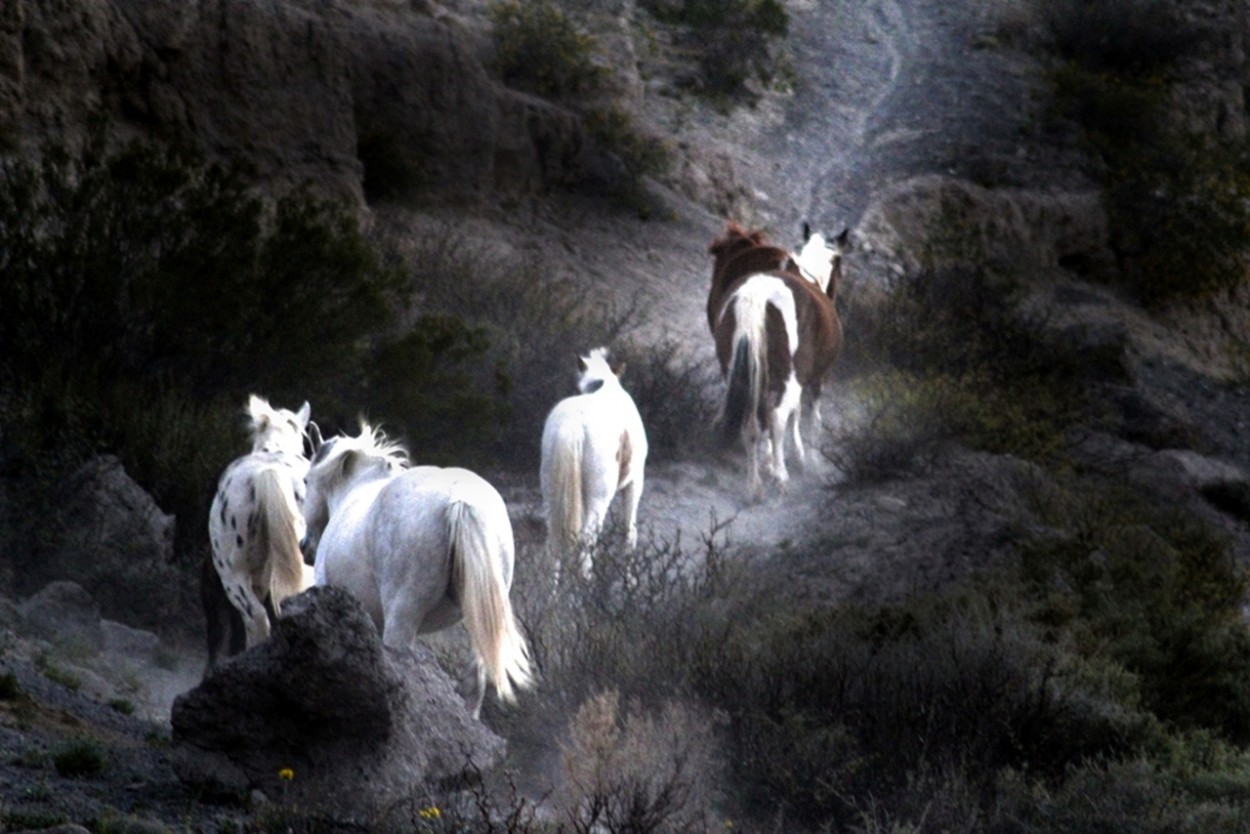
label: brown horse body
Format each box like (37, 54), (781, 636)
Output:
(706, 222), (844, 496)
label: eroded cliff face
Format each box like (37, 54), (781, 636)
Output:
(0, 0), (594, 201)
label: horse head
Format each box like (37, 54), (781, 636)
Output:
(247, 395), (311, 457)
(792, 224), (850, 298)
(576, 347), (623, 395)
(708, 222), (767, 273)
(302, 422), (407, 559)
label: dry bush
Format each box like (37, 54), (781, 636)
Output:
(387, 226), (711, 467)
(557, 690), (721, 834)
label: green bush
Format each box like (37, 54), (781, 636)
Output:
(829, 267), (1087, 479)
(0, 131), (404, 557)
(500, 499), (1250, 833)
(490, 0), (606, 100)
(352, 314), (508, 469)
(642, 0), (789, 101)
(1042, 0), (1201, 75)
(52, 738), (107, 777)
(357, 128), (428, 205)
(0, 671), (20, 700)
(1103, 140), (1250, 307)
(1043, 2), (1247, 307)
(1020, 483), (1250, 743)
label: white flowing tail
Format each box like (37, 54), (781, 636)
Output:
(449, 500), (533, 703)
(544, 424), (585, 562)
(252, 467), (306, 615)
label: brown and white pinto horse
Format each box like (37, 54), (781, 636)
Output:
(706, 222), (845, 497)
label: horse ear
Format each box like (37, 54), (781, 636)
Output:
(577, 356), (588, 373)
(247, 394), (271, 430)
(612, 361), (627, 379)
(836, 227), (850, 247)
(802, 221), (812, 242)
(307, 421), (323, 457)
(247, 394), (266, 420)
(297, 401), (311, 426)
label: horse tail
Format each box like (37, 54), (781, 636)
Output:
(720, 289), (768, 448)
(543, 421), (585, 560)
(448, 499), (533, 703)
(253, 468), (305, 616)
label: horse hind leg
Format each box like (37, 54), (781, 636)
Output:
(223, 576), (272, 647)
(468, 661), (488, 720)
(771, 376), (804, 485)
(620, 475), (644, 551)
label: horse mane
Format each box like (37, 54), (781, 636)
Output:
(577, 347), (621, 394)
(314, 422), (408, 485)
(345, 421), (409, 468)
(709, 221), (769, 256)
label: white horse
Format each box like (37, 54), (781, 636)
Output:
(302, 423), (532, 719)
(541, 347), (649, 577)
(207, 395), (312, 662)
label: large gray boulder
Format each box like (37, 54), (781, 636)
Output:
(171, 586), (505, 820)
(18, 580), (103, 650)
(46, 455), (179, 630)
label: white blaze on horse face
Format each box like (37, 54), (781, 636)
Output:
(793, 233), (836, 292)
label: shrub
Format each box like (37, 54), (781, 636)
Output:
(557, 691), (720, 834)
(357, 128), (428, 205)
(642, 0), (790, 102)
(1043, 1), (1247, 307)
(582, 105), (675, 214)
(490, 0), (606, 100)
(350, 314), (508, 469)
(1020, 481), (1250, 743)
(52, 738), (107, 777)
(0, 671), (19, 700)
(386, 228), (701, 467)
(1103, 140), (1250, 306)
(828, 267), (1087, 480)
(1042, 0), (1201, 75)
(688, 590), (1154, 829)
(0, 130), (403, 558)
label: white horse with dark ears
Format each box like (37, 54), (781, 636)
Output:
(303, 423), (532, 719)
(206, 395), (312, 664)
(541, 347), (649, 578)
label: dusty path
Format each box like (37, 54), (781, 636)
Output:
(489, 0), (1052, 558)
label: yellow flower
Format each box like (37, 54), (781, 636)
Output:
(418, 806), (441, 820)
(278, 767), (295, 782)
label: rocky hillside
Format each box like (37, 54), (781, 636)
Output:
(6, 0), (1250, 831)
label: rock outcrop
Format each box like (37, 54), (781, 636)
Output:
(171, 586), (505, 820)
(857, 174), (1116, 280)
(0, 0), (598, 201)
(35, 456), (180, 631)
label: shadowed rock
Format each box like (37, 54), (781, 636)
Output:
(171, 586), (505, 819)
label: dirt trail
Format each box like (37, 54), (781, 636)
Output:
(491, 0), (1026, 558)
